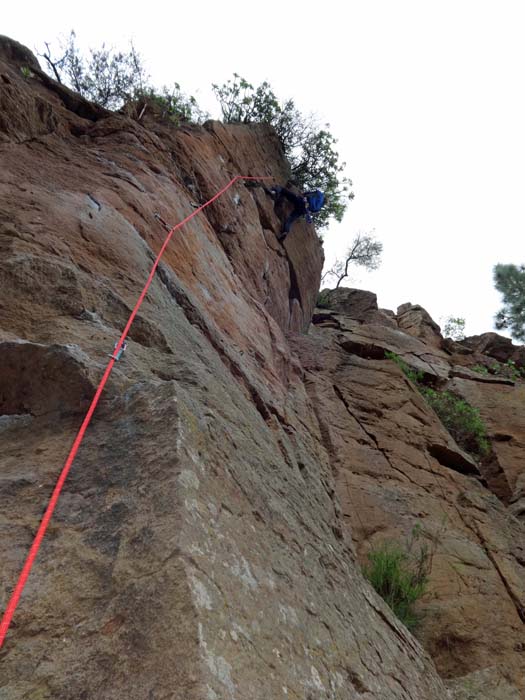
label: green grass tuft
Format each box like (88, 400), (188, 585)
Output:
(363, 533), (429, 630)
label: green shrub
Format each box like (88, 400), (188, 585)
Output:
(472, 364), (489, 376)
(385, 352), (490, 460)
(316, 289), (331, 308)
(384, 350), (424, 384)
(506, 359), (525, 380)
(38, 32), (205, 123)
(472, 360), (524, 381)
(363, 530), (430, 630)
(211, 73), (353, 229)
(493, 359), (523, 381)
(419, 387), (490, 459)
(136, 85), (207, 125)
(442, 316), (466, 341)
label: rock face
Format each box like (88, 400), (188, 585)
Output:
(397, 302), (444, 349)
(1, 37), (524, 700)
(298, 289), (525, 695)
(460, 332), (525, 367)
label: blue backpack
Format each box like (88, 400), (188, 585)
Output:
(306, 190), (325, 213)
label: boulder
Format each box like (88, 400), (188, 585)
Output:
(319, 287), (397, 327)
(460, 332), (525, 367)
(397, 302), (443, 348)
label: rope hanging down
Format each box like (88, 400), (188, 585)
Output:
(0, 174), (271, 648)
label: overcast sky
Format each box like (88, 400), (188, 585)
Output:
(5, 0), (525, 337)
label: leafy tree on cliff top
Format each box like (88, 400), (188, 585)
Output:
(494, 263), (525, 342)
(39, 32), (205, 123)
(212, 74), (354, 229)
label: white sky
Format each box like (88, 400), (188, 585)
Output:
(5, 0), (525, 337)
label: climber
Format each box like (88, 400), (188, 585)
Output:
(266, 186), (325, 240)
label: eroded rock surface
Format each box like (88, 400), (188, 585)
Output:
(2, 36), (525, 700)
(0, 38), (452, 700)
(300, 292), (525, 693)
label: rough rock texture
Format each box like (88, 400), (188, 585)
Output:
(460, 332), (525, 367)
(295, 288), (525, 696)
(446, 376), (525, 506)
(319, 288), (397, 327)
(0, 39), (457, 700)
(397, 302), (443, 349)
(447, 667), (522, 700)
(3, 37), (525, 700)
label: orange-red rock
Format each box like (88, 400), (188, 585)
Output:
(0, 37), (449, 700)
(2, 35), (525, 700)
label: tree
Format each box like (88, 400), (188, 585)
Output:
(287, 126), (352, 229)
(38, 41), (67, 83)
(212, 74), (281, 124)
(321, 232), (382, 287)
(212, 74), (353, 229)
(493, 263), (525, 341)
(39, 32), (149, 109)
(38, 32), (205, 123)
(441, 316), (466, 341)
(135, 84), (209, 125)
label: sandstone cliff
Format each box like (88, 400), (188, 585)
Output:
(0, 37), (523, 699)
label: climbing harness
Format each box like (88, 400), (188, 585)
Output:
(0, 174), (272, 647)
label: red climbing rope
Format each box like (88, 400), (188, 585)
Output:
(0, 174), (271, 647)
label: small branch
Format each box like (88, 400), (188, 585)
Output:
(38, 42), (65, 84)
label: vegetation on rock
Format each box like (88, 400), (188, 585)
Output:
(212, 73), (353, 229)
(40, 40), (353, 230)
(441, 316), (466, 341)
(39, 32), (205, 123)
(363, 526), (430, 630)
(493, 263), (525, 341)
(385, 351), (490, 459)
(419, 388), (490, 459)
(472, 359), (525, 381)
(321, 232), (383, 287)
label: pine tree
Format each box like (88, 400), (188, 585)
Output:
(493, 263), (525, 341)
